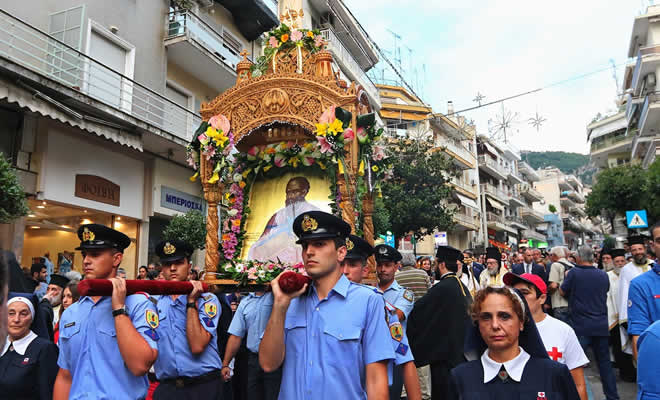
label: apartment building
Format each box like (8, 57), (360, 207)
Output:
(587, 112), (631, 170)
(0, 0), (375, 275)
(621, 4), (660, 169)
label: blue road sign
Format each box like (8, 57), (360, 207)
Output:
(626, 210), (648, 229)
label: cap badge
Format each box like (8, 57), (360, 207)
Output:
(346, 238), (354, 250)
(163, 242), (176, 255)
(379, 246), (388, 255)
(301, 214), (318, 232)
(82, 227), (95, 242)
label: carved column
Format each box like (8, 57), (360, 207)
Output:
(200, 156), (222, 281)
(362, 192), (376, 279)
(337, 174), (355, 233)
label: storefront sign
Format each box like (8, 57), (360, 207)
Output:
(75, 174), (120, 206)
(161, 186), (204, 214)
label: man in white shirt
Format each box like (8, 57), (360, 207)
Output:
(504, 272), (588, 400)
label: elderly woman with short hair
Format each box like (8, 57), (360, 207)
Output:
(0, 295), (59, 399)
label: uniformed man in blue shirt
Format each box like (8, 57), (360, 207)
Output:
(151, 239), (223, 399)
(223, 290), (280, 400)
(259, 211), (395, 399)
(628, 221), (660, 362)
(54, 224), (159, 400)
(342, 235), (422, 400)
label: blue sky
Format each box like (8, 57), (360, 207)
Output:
(345, 0), (646, 153)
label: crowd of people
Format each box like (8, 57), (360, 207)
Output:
(0, 214), (658, 400)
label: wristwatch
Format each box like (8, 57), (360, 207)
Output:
(186, 302), (197, 309)
(112, 307), (128, 317)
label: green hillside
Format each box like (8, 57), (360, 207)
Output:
(520, 151), (594, 185)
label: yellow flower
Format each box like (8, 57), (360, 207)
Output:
(358, 160), (365, 176)
(239, 181), (246, 189)
(289, 157), (300, 168)
(213, 132), (229, 148)
(281, 33), (289, 42)
(263, 165), (272, 172)
(242, 169), (252, 178)
(328, 119), (344, 135)
(189, 172), (199, 182)
(306, 31), (314, 38)
(371, 165), (379, 172)
(337, 158), (344, 174)
(208, 171), (220, 183)
(224, 192), (231, 200)
(315, 123), (328, 137)
(317, 161), (326, 170)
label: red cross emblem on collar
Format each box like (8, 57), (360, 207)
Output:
(548, 347), (563, 361)
(537, 392), (546, 400)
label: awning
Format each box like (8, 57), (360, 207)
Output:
(0, 79), (143, 151)
(483, 142), (500, 156)
(588, 115), (627, 141)
(487, 198), (505, 212)
(456, 193), (480, 212)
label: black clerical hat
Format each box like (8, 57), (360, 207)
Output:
(49, 274), (70, 289)
(627, 235), (648, 246)
(436, 245), (463, 263)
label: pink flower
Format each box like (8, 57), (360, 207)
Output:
(248, 146), (259, 157)
(202, 147), (216, 158)
(209, 114), (230, 134)
(319, 106), (336, 124)
(198, 133), (208, 143)
(373, 145), (386, 161)
(357, 127), (368, 144)
(291, 29), (303, 42)
(314, 34), (324, 47)
(248, 273), (257, 280)
(342, 128), (355, 142)
(302, 157), (315, 166)
(268, 35), (278, 48)
(317, 136), (333, 153)
(248, 267), (257, 275)
(274, 154), (286, 167)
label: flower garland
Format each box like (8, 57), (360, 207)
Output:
(251, 23), (324, 76)
(216, 259), (307, 286)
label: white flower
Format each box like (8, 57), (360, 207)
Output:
(227, 209), (239, 217)
(258, 270), (266, 278)
(235, 263), (245, 272)
(233, 173), (242, 183)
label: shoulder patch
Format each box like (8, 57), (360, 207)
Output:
(389, 322), (403, 341)
(146, 309), (159, 329)
(204, 302), (218, 318)
(403, 289), (414, 302)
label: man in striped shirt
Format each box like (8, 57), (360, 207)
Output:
(395, 253), (431, 300)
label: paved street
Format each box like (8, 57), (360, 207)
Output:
(584, 355), (637, 400)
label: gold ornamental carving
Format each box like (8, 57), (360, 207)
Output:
(262, 88), (289, 114)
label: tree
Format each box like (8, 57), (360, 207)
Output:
(0, 153), (29, 223)
(548, 204), (557, 214)
(586, 164), (645, 230)
(162, 210), (207, 250)
(380, 139), (459, 244)
(642, 158), (660, 224)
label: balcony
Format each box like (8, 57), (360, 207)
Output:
(642, 139), (659, 168)
(478, 155), (507, 180)
(565, 174), (581, 190)
(435, 137), (476, 169)
(0, 10), (200, 142)
(487, 212), (517, 234)
(506, 168), (524, 184)
(590, 132), (633, 154)
(520, 207), (545, 224)
(508, 190), (526, 208)
(569, 205), (586, 217)
(560, 195), (575, 208)
(450, 178), (478, 199)
(453, 210), (480, 232)
(518, 161), (540, 182)
(631, 45), (660, 96)
(520, 184), (543, 202)
(165, 10), (240, 93)
(523, 229), (546, 242)
(637, 93), (660, 137)
(214, 0), (279, 41)
(509, 215), (529, 230)
(481, 183), (508, 204)
(321, 28), (380, 109)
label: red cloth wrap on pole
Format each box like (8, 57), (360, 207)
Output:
(77, 279), (209, 297)
(278, 271), (311, 294)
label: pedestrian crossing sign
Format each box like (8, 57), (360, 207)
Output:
(626, 210), (648, 229)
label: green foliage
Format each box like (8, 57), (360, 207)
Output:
(0, 153), (29, 223)
(380, 140), (458, 242)
(642, 158), (660, 223)
(586, 164), (645, 227)
(548, 204), (557, 214)
(522, 151), (594, 184)
(162, 210), (207, 250)
(373, 196), (391, 237)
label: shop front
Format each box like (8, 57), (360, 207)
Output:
(22, 127), (145, 277)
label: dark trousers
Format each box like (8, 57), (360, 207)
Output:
(247, 351), (282, 400)
(430, 362), (451, 400)
(578, 335), (619, 400)
(389, 363), (404, 400)
(609, 326), (636, 382)
(153, 376), (223, 400)
(232, 343), (250, 400)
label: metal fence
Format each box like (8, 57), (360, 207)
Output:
(0, 9), (201, 141)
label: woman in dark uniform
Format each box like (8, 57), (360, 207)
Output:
(449, 286), (580, 400)
(0, 295), (59, 400)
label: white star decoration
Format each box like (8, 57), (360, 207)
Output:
(528, 111), (547, 131)
(473, 92), (486, 106)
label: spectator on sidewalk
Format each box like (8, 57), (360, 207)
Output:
(561, 246), (619, 400)
(548, 246), (572, 325)
(395, 252), (431, 300)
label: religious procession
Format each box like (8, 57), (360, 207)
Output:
(1, 0), (660, 400)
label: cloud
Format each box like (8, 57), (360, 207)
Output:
(345, 0), (639, 153)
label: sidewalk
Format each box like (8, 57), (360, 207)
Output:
(584, 358), (637, 400)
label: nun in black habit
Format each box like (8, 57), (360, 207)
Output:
(448, 286), (580, 400)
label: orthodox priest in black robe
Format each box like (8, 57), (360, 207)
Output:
(407, 245), (472, 400)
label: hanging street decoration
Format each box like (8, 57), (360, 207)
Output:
(528, 111), (547, 132)
(473, 92), (486, 106)
(488, 104), (519, 143)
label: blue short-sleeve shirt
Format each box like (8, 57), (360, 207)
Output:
(153, 292), (222, 380)
(227, 292), (273, 353)
(627, 268), (660, 336)
(57, 294), (159, 400)
(560, 265), (609, 337)
(382, 280), (414, 330)
(278, 274), (395, 400)
(637, 320), (660, 399)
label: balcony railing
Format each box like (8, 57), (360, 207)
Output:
(520, 184), (543, 200)
(481, 183), (508, 201)
(632, 45), (660, 93)
(521, 207), (545, 221)
(451, 178), (477, 195)
(166, 10), (241, 70)
(436, 137), (475, 166)
(0, 9), (201, 141)
(454, 211), (479, 229)
(590, 133), (632, 152)
(487, 211), (505, 224)
(320, 28), (379, 107)
(478, 155), (507, 177)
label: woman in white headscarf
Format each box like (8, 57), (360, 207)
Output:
(0, 295), (59, 399)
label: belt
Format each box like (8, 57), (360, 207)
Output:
(161, 369), (222, 389)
